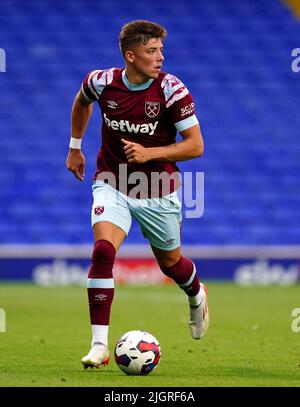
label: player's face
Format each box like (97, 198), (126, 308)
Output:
(128, 38), (164, 80)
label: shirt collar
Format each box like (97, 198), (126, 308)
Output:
(122, 69), (154, 91)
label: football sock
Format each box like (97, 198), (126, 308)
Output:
(188, 286), (205, 307)
(160, 256), (204, 306)
(87, 239), (116, 345)
(91, 324), (109, 347)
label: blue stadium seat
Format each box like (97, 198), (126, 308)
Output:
(0, 0), (300, 244)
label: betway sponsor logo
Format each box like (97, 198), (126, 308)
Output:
(103, 113), (158, 135)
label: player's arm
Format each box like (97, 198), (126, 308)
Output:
(147, 124), (204, 162)
(66, 90), (93, 181)
(121, 124), (204, 164)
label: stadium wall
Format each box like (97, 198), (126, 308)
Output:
(0, 245), (299, 286)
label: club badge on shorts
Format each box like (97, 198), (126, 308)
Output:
(145, 101), (160, 118)
(94, 205), (104, 215)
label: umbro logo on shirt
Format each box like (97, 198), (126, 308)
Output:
(103, 113), (158, 136)
(107, 100), (118, 109)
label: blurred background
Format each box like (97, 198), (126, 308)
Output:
(0, 0), (299, 285)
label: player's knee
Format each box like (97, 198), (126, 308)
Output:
(89, 239), (116, 279)
(156, 251), (181, 270)
(92, 239), (116, 265)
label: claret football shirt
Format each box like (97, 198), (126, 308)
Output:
(81, 68), (199, 198)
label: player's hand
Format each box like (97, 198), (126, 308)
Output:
(66, 149), (85, 181)
(121, 139), (149, 164)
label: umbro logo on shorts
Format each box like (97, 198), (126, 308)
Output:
(94, 206), (104, 215)
(165, 238), (175, 245)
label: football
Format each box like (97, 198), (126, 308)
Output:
(114, 330), (161, 375)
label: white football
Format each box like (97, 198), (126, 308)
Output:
(114, 330), (161, 375)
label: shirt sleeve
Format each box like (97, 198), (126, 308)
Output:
(81, 68), (115, 102)
(161, 74), (199, 132)
(81, 70), (103, 102)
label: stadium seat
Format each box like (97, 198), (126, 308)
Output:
(0, 0), (299, 244)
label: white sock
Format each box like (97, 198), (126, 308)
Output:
(188, 284), (205, 307)
(91, 325), (109, 346)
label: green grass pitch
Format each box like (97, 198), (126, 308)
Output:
(0, 282), (300, 387)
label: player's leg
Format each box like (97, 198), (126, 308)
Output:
(82, 181), (131, 369)
(151, 244), (209, 340)
(82, 221), (126, 369)
(130, 191), (208, 340)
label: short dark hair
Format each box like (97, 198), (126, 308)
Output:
(119, 20), (167, 56)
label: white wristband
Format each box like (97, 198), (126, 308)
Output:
(69, 137), (82, 149)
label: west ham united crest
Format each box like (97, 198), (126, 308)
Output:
(145, 101), (160, 118)
(94, 205), (104, 215)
